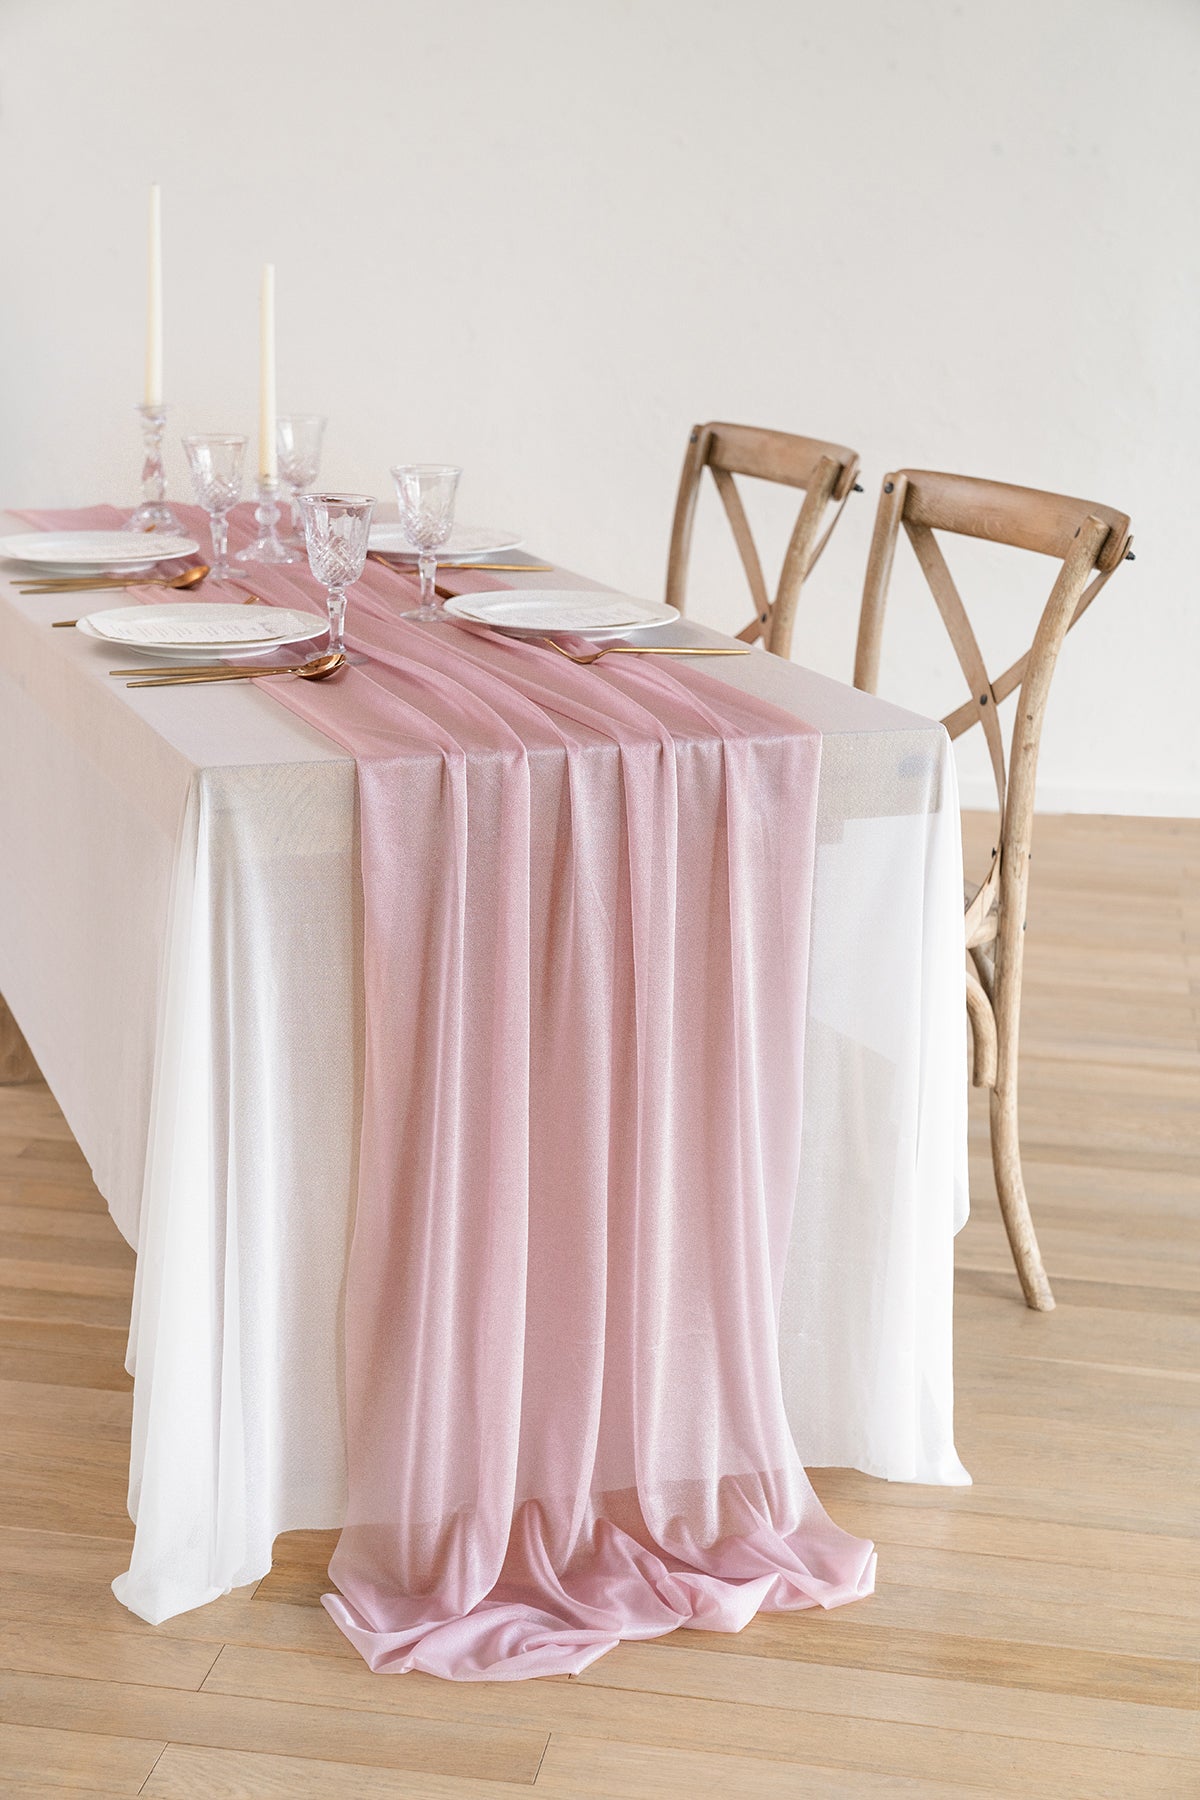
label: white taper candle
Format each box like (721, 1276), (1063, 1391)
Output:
(259, 263), (277, 483)
(145, 184), (163, 408)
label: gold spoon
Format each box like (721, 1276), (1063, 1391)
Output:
(126, 650), (346, 689)
(540, 637), (750, 665)
(19, 563), (211, 595)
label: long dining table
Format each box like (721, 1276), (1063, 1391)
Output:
(0, 506), (969, 1632)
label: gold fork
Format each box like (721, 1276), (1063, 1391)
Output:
(541, 637), (749, 665)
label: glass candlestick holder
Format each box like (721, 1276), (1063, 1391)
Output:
(236, 475), (303, 565)
(126, 403), (183, 533)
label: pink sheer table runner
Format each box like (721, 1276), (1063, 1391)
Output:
(22, 505), (875, 1678)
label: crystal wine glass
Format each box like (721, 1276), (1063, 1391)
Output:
(277, 414), (327, 542)
(298, 492), (375, 654)
(182, 434), (245, 581)
(389, 464), (461, 621)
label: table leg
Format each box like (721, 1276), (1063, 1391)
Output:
(0, 991), (39, 1083)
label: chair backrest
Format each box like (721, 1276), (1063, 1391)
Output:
(666, 421), (861, 659)
(853, 468), (1133, 934)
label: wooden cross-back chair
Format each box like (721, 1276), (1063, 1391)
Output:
(854, 470), (1134, 1310)
(666, 422), (862, 659)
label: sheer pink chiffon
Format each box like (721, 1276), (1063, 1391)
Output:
(25, 507), (875, 1678)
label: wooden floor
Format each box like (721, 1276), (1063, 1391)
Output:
(1, 813), (1197, 1798)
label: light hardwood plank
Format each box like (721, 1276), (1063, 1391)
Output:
(0, 1464), (137, 1536)
(0, 1318), (132, 1393)
(0, 1719), (163, 1792)
(0, 1528), (133, 1582)
(830, 1580), (1199, 1660)
(0, 1381), (132, 1444)
(535, 1724), (1193, 1799)
(534, 1733), (993, 1798)
(143, 1740), (537, 1798)
(0, 1278), (134, 1328)
(0, 1619), (220, 1692)
(0, 1092), (77, 1136)
(0, 1422), (132, 1473)
(949, 1293), (1200, 1381)
(812, 1463), (1198, 1549)
(0, 1205), (133, 1248)
(575, 1640), (1200, 1757)
(870, 1543), (1200, 1623)
(666, 1615), (1196, 1709)
(810, 1500), (1199, 1584)
(0, 1669), (548, 1784)
(0, 1788), (145, 1800)
(197, 1643), (1199, 1793)
(0, 1570), (356, 1660)
(2, 1179), (112, 1215)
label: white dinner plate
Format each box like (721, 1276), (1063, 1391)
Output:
(11, 559), (162, 577)
(0, 530), (199, 571)
(443, 589), (680, 639)
(76, 603), (323, 660)
(368, 523), (523, 561)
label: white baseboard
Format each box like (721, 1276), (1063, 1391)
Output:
(956, 777), (1200, 819)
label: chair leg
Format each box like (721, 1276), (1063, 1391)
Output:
(988, 1078), (1054, 1311)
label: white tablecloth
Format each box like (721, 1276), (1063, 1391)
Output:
(0, 533), (969, 1624)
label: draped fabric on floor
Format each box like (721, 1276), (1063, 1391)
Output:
(21, 507), (875, 1677)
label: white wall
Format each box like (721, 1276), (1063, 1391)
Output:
(1, 0), (1196, 813)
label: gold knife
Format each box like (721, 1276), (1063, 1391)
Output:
(126, 669), (276, 689)
(109, 661), (300, 677)
(367, 557), (553, 572)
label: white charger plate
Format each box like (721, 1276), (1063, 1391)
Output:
(76, 603), (322, 661)
(368, 523), (522, 561)
(0, 530), (199, 572)
(443, 589), (679, 639)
